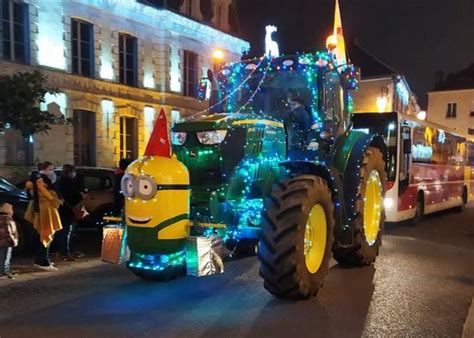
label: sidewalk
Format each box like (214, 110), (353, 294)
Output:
(1, 254), (104, 286)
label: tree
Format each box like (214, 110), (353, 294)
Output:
(0, 71), (61, 138)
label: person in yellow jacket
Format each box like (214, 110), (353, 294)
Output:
(25, 161), (63, 270)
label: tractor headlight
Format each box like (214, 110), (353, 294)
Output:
(171, 132), (187, 146)
(196, 130), (227, 145)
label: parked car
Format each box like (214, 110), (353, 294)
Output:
(16, 167), (116, 230)
(73, 167), (115, 229)
(0, 176), (34, 254)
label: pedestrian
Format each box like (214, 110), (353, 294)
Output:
(25, 161), (63, 270)
(0, 202), (19, 280)
(55, 164), (83, 261)
(113, 158), (131, 216)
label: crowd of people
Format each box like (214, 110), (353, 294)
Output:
(0, 162), (85, 280)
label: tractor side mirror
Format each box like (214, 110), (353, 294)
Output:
(197, 77), (211, 101)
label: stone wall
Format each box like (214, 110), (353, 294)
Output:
(0, 0), (248, 180)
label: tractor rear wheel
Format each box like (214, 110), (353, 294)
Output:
(258, 175), (334, 300)
(333, 146), (386, 266)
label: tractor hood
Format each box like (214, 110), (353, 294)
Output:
(173, 114), (233, 132)
(173, 113), (284, 132)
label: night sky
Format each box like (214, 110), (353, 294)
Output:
(236, 0), (474, 107)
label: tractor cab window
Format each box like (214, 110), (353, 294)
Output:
(322, 71), (344, 135)
(222, 70), (314, 122)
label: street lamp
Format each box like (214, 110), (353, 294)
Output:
(417, 110), (427, 120)
(212, 49), (225, 72)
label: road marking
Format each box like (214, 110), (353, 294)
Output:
(463, 297), (474, 338)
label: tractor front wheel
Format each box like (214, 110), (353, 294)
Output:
(258, 175), (334, 300)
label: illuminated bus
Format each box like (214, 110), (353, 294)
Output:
(353, 112), (473, 223)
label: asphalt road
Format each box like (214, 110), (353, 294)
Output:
(0, 206), (473, 338)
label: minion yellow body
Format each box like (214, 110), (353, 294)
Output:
(123, 156), (190, 254)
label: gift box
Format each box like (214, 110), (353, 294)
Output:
(186, 236), (224, 277)
(101, 225), (129, 264)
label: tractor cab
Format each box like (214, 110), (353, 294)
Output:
(196, 53), (359, 154)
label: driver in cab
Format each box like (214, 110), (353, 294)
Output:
(284, 94), (318, 156)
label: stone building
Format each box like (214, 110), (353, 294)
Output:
(348, 42), (420, 116)
(0, 0), (249, 179)
(427, 64), (474, 137)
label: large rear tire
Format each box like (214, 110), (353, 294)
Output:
(333, 146), (386, 266)
(258, 175), (334, 300)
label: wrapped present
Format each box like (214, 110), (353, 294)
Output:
(101, 225), (129, 264)
(186, 236), (224, 277)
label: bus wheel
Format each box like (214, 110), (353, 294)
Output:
(454, 187), (468, 213)
(411, 192), (424, 225)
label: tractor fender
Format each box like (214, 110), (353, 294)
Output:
(334, 131), (387, 175)
(334, 130), (387, 223)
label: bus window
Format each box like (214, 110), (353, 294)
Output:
(399, 125), (411, 187)
(412, 126), (433, 163)
(467, 142), (474, 166)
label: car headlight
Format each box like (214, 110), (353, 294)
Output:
(171, 132), (187, 146)
(196, 130), (227, 145)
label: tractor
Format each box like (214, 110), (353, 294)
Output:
(124, 52), (387, 300)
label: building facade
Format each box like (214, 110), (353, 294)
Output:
(0, 0), (249, 179)
(427, 64), (474, 137)
(348, 41), (420, 116)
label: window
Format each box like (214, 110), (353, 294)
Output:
(1, 0), (29, 63)
(120, 116), (138, 160)
(73, 110), (96, 166)
(469, 128), (474, 135)
(467, 142), (474, 166)
(183, 50), (198, 97)
(119, 33), (137, 86)
(217, 4), (222, 27)
(186, 0), (192, 15)
(470, 101), (474, 117)
(323, 71), (344, 133)
(446, 102), (457, 118)
(71, 19), (94, 77)
(83, 176), (102, 191)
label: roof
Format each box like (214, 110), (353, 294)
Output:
(433, 63), (474, 91)
(346, 40), (397, 79)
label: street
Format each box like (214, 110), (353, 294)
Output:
(0, 206), (473, 338)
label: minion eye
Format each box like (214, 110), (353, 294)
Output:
(121, 174), (135, 198)
(136, 176), (157, 200)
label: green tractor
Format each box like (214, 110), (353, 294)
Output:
(126, 52), (387, 300)
(172, 52), (386, 299)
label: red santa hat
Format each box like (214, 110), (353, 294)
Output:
(144, 108), (172, 158)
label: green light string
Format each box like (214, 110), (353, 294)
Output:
(188, 57), (267, 120)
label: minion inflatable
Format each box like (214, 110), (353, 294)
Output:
(124, 109), (190, 280)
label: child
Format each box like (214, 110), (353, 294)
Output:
(0, 202), (19, 280)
